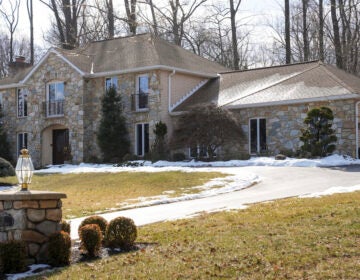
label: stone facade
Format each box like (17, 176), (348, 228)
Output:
(0, 190), (66, 264)
(231, 99), (358, 157)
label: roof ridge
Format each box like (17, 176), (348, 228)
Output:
(220, 60), (320, 74)
(220, 62), (320, 107)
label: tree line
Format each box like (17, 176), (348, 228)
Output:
(1, 0), (360, 78)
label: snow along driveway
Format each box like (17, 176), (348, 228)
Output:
(67, 162), (360, 240)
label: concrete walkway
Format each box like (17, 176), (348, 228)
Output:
(70, 165), (360, 239)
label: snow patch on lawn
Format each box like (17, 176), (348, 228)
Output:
(300, 185), (360, 198)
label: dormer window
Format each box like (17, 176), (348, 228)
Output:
(46, 82), (64, 117)
(17, 88), (28, 118)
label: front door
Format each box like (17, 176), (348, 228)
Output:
(53, 129), (69, 164)
(250, 118), (267, 154)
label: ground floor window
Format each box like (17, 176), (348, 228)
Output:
(250, 118), (267, 154)
(17, 133), (28, 155)
(135, 123), (149, 156)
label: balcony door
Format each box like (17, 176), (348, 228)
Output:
(53, 129), (69, 164)
(47, 82), (64, 117)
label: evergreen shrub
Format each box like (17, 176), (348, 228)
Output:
(0, 157), (15, 177)
(0, 240), (27, 273)
(78, 216), (108, 238)
(79, 224), (102, 257)
(61, 220), (71, 234)
(48, 231), (71, 266)
(105, 217), (137, 250)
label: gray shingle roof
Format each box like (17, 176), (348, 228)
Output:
(173, 61), (360, 111)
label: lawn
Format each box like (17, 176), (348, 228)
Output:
(0, 171), (224, 218)
(31, 191), (360, 279)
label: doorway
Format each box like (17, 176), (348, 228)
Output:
(52, 129), (69, 164)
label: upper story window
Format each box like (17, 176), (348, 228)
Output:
(46, 82), (64, 117)
(0, 93), (3, 111)
(135, 74), (149, 110)
(105, 77), (118, 91)
(17, 88), (28, 118)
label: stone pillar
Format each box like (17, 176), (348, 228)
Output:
(0, 190), (66, 264)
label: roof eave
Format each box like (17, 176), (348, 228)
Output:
(0, 83), (25, 90)
(224, 94), (360, 109)
(84, 65), (219, 79)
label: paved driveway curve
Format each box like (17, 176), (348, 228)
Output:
(70, 166), (360, 239)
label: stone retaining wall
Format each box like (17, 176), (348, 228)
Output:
(0, 190), (66, 264)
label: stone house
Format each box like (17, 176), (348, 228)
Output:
(0, 34), (226, 167)
(1, 34), (360, 167)
(174, 61), (360, 158)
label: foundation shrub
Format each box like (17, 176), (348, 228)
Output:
(105, 217), (137, 250)
(48, 231), (71, 267)
(0, 157), (15, 177)
(0, 240), (27, 273)
(61, 220), (71, 234)
(79, 224), (102, 257)
(78, 216), (108, 238)
(172, 152), (186, 162)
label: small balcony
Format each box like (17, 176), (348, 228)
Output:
(131, 93), (149, 111)
(43, 100), (64, 117)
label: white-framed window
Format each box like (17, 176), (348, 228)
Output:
(46, 82), (64, 117)
(17, 132), (28, 155)
(135, 74), (149, 110)
(135, 123), (149, 156)
(17, 88), (28, 118)
(105, 76), (118, 91)
(249, 118), (267, 154)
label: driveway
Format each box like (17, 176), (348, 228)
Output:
(70, 165), (360, 239)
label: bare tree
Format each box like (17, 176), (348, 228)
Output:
(319, 0), (324, 61)
(124, 0), (137, 34)
(0, 0), (20, 63)
(285, 0), (291, 64)
(27, 0), (34, 65)
(330, 0), (343, 68)
(229, 0), (242, 70)
(302, 0), (309, 61)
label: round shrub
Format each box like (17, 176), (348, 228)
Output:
(0, 157), (15, 177)
(48, 231), (71, 267)
(78, 216), (108, 238)
(105, 216), (137, 250)
(61, 220), (71, 234)
(172, 152), (186, 162)
(0, 240), (27, 273)
(79, 224), (102, 257)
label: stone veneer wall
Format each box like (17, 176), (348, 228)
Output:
(0, 190), (66, 264)
(0, 52), (84, 167)
(231, 99), (358, 157)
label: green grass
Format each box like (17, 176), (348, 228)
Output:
(0, 172), (224, 218)
(33, 191), (359, 279)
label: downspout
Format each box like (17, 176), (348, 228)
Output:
(168, 69), (176, 112)
(356, 101), (360, 158)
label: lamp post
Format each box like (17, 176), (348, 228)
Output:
(15, 149), (35, 191)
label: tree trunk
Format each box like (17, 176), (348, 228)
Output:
(285, 0), (291, 64)
(319, 0), (324, 61)
(148, 0), (158, 36)
(330, 0), (343, 68)
(106, 0), (114, 38)
(230, 0), (240, 70)
(124, 0), (137, 34)
(27, 0), (34, 65)
(302, 0), (309, 61)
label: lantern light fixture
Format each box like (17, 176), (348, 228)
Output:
(15, 149), (34, 191)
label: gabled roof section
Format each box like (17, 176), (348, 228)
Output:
(57, 33), (228, 77)
(173, 61), (360, 111)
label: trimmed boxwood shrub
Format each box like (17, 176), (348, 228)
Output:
(0, 240), (27, 273)
(48, 231), (71, 267)
(61, 220), (71, 234)
(105, 216), (137, 250)
(79, 224), (102, 257)
(78, 216), (108, 238)
(0, 157), (15, 177)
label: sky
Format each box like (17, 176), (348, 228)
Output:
(0, 0), (284, 52)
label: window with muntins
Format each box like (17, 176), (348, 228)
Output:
(105, 77), (118, 91)
(47, 82), (64, 117)
(17, 132), (28, 155)
(250, 118), (267, 154)
(135, 123), (149, 156)
(17, 88), (28, 117)
(136, 75), (149, 110)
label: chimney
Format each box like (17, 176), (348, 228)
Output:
(8, 56), (32, 77)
